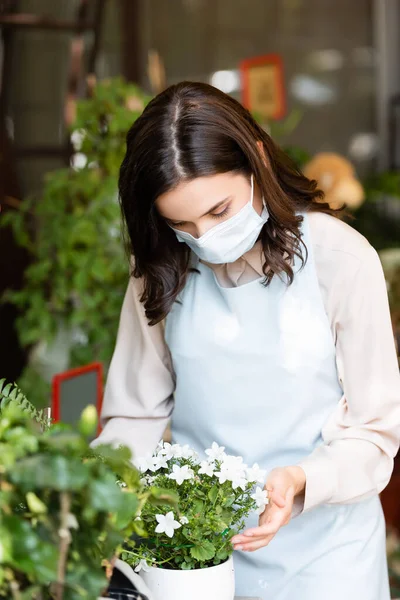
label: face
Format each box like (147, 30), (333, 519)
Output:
(156, 172), (263, 238)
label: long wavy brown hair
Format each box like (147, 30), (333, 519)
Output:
(119, 81), (335, 325)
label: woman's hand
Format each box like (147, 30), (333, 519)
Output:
(231, 466), (306, 552)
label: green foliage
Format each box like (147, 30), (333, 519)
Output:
(1, 78), (152, 406)
(0, 379), (50, 431)
(0, 392), (175, 599)
(122, 443), (260, 571)
(252, 108), (311, 170)
(351, 171), (400, 251)
(363, 171), (400, 199)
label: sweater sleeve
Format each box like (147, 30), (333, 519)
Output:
(298, 244), (400, 512)
(91, 276), (175, 460)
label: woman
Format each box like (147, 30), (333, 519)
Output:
(93, 81), (400, 599)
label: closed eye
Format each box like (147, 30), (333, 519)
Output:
(168, 219), (187, 228)
(166, 198), (232, 228)
(210, 204), (231, 220)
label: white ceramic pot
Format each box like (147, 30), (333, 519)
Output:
(98, 558), (155, 599)
(141, 556), (235, 600)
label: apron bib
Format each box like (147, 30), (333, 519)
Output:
(165, 214), (389, 600)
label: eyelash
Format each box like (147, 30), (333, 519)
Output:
(170, 204), (231, 227)
(211, 205), (231, 220)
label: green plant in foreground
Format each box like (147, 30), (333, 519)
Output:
(0, 379), (50, 431)
(0, 395), (177, 599)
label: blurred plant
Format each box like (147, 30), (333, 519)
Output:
(380, 249), (400, 357)
(351, 171), (400, 357)
(1, 78), (152, 407)
(0, 392), (177, 599)
(253, 108), (311, 170)
(0, 379), (50, 431)
(350, 171), (400, 251)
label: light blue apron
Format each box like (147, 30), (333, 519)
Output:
(164, 214), (389, 599)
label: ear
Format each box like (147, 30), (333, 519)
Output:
(257, 140), (268, 165)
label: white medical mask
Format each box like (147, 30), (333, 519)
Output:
(172, 175), (269, 264)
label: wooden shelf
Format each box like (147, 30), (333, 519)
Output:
(0, 13), (94, 31)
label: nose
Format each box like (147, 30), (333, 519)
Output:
(195, 223), (212, 238)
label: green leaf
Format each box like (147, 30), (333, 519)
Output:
(5, 516), (58, 582)
(147, 486), (179, 507)
(11, 455), (89, 491)
(78, 404), (98, 437)
(214, 520), (229, 533)
(216, 546), (230, 561)
(180, 561), (194, 570)
(133, 519), (147, 537)
(223, 494), (235, 507)
(208, 485), (218, 503)
(192, 499), (204, 514)
(26, 492), (47, 514)
(190, 540), (216, 562)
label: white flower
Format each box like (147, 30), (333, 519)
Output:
(198, 460), (215, 477)
(168, 464), (194, 485)
(205, 442), (226, 462)
(152, 454), (169, 470)
(134, 455), (154, 473)
(246, 463), (267, 484)
(180, 516), (189, 525)
(159, 442), (175, 460)
(214, 455), (247, 488)
(164, 443), (186, 458)
(231, 475), (248, 491)
(135, 559), (151, 573)
(251, 487), (269, 514)
(213, 469), (230, 485)
(220, 455), (245, 471)
(214, 467), (247, 490)
(155, 511), (182, 538)
(181, 444), (198, 459)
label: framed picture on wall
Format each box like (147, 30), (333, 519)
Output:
(52, 362), (103, 438)
(239, 53), (286, 121)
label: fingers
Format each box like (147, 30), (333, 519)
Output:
(232, 513), (282, 544)
(234, 534), (275, 552)
(231, 472), (297, 553)
(268, 488), (286, 508)
(232, 492), (294, 545)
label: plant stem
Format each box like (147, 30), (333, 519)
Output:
(123, 548), (176, 567)
(54, 492), (72, 600)
(9, 580), (22, 600)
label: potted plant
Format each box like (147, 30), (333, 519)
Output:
(120, 441), (268, 600)
(0, 380), (176, 599)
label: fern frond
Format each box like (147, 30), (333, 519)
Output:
(0, 379), (50, 430)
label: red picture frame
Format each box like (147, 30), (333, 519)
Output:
(239, 53), (286, 120)
(52, 362), (103, 435)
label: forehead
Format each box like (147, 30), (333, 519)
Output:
(156, 172), (248, 220)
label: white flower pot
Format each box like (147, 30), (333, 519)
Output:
(98, 558), (155, 599)
(141, 556), (235, 600)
